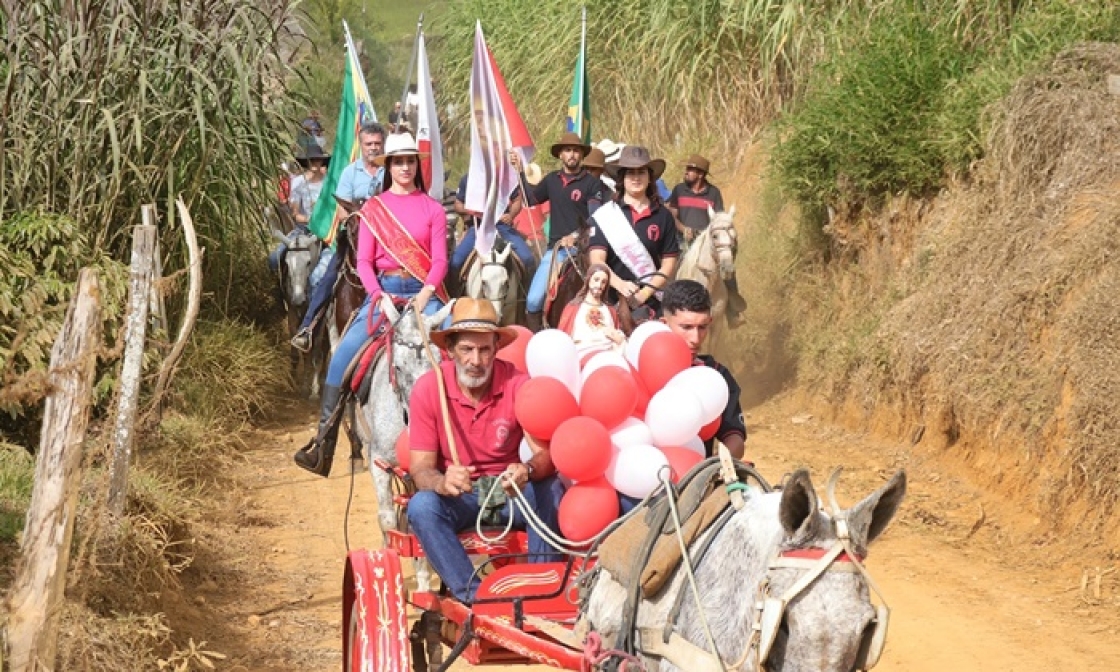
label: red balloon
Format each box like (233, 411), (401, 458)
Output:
(559, 478), (620, 542)
(551, 416), (612, 482)
(637, 332), (694, 394)
(580, 366), (638, 430)
(630, 364), (652, 416)
(497, 325), (533, 373)
(514, 376), (580, 440)
(660, 446), (703, 483)
(395, 428), (410, 470)
(699, 416), (721, 441)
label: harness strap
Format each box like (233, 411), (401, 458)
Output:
(638, 628), (724, 672)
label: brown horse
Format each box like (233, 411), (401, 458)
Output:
(544, 227), (591, 329)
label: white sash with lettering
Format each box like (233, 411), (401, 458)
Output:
(592, 202), (661, 295)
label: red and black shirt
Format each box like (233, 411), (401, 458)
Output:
(668, 182), (725, 231)
(527, 169), (606, 247)
(697, 354), (747, 457)
(588, 199), (680, 288)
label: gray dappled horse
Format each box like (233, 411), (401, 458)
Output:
(464, 243), (525, 326)
(582, 468), (906, 672)
(349, 299), (453, 593)
(274, 229), (326, 398)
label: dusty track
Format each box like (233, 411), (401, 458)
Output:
(199, 393), (1120, 671)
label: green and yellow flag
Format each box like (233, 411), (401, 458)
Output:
(309, 21), (376, 245)
(564, 8), (590, 144)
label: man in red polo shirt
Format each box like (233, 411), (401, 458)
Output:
(407, 298), (564, 603)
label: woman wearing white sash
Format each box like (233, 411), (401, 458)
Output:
(589, 145), (679, 322)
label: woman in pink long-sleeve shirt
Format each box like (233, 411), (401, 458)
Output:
(295, 133), (449, 477)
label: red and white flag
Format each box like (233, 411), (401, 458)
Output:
(416, 31), (444, 199)
(466, 21), (535, 257)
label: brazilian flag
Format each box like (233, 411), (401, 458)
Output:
(564, 12), (590, 144)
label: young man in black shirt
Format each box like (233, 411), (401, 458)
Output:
(512, 132), (605, 331)
(660, 279), (746, 459)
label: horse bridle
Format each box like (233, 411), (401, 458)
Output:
(749, 471), (891, 672)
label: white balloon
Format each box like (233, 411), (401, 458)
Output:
(667, 366), (729, 424)
(610, 417), (654, 448)
(624, 320), (671, 368)
(645, 386), (704, 448)
(682, 435), (705, 456)
(519, 437), (534, 462)
(606, 444), (670, 499)
(581, 351), (630, 384)
(525, 329), (580, 397)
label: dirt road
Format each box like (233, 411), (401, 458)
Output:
(201, 393), (1120, 671)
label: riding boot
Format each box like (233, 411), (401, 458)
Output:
(526, 311), (544, 333)
(294, 384), (344, 477)
(724, 274), (748, 314)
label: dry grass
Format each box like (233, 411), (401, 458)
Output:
(782, 43), (1120, 527)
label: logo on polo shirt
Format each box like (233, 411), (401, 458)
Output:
(647, 225), (660, 242)
(570, 189), (583, 202)
(493, 419), (512, 448)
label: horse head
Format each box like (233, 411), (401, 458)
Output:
(382, 300), (454, 396)
(755, 468), (906, 671)
(707, 205), (738, 280)
(276, 229), (319, 308)
(479, 245), (512, 318)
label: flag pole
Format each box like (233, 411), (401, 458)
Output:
(580, 5), (587, 140)
(397, 14), (423, 134)
(518, 170), (544, 258)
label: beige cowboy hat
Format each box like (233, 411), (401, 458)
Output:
(596, 139), (626, 164)
(525, 162), (544, 186)
(549, 131), (592, 159)
(429, 298), (519, 351)
(684, 154), (713, 175)
(373, 132), (430, 167)
(605, 145), (666, 182)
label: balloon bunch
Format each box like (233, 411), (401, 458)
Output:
(501, 323), (729, 542)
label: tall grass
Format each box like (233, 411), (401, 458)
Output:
(0, 0), (303, 283)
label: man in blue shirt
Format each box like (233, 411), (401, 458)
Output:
(291, 122), (386, 352)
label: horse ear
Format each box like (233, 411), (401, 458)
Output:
(382, 297), (400, 323)
(845, 470), (907, 554)
(707, 205), (716, 219)
(272, 229), (289, 244)
(425, 301), (454, 331)
(728, 204), (736, 218)
(778, 469), (823, 543)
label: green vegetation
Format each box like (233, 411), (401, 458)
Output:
(774, 0), (1120, 215)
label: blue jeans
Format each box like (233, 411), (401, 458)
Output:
(297, 249), (340, 332)
(526, 246), (571, 313)
(452, 224), (537, 278)
(324, 276), (444, 387)
(407, 475), (565, 603)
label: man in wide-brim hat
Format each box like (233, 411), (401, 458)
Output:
(406, 298), (564, 603)
(667, 153), (724, 235)
(510, 131), (608, 332)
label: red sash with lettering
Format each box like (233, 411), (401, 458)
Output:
(359, 196), (450, 304)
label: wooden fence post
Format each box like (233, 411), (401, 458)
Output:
(5, 269), (101, 672)
(107, 219), (157, 522)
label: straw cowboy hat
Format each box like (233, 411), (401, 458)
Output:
(295, 142), (331, 169)
(549, 131), (592, 159)
(373, 132), (429, 167)
(582, 147), (607, 170)
(605, 145), (666, 182)
(684, 154), (713, 175)
(596, 139), (626, 164)
(525, 162), (544, 186)
(429, 298), (519, 351)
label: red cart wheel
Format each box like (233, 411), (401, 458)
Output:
(343, 549), (412, 672)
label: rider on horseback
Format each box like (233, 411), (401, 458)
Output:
(512, 131), (606, 332)
(290, 122), (387, 352)
(589, 145), (679, 322)
(294, 132), (449, 476)
(450, 173), (537, 279)
(407, 298), (564, 603)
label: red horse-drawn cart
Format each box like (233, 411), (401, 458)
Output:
(343, 460), (600, 672)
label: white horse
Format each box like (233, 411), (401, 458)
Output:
(350, 299), (453, 592)
(582, 468), (906, 671)
(676, 207), (745, 343)
(464, 243), (525, 326)
(274, 229), (326, 398)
